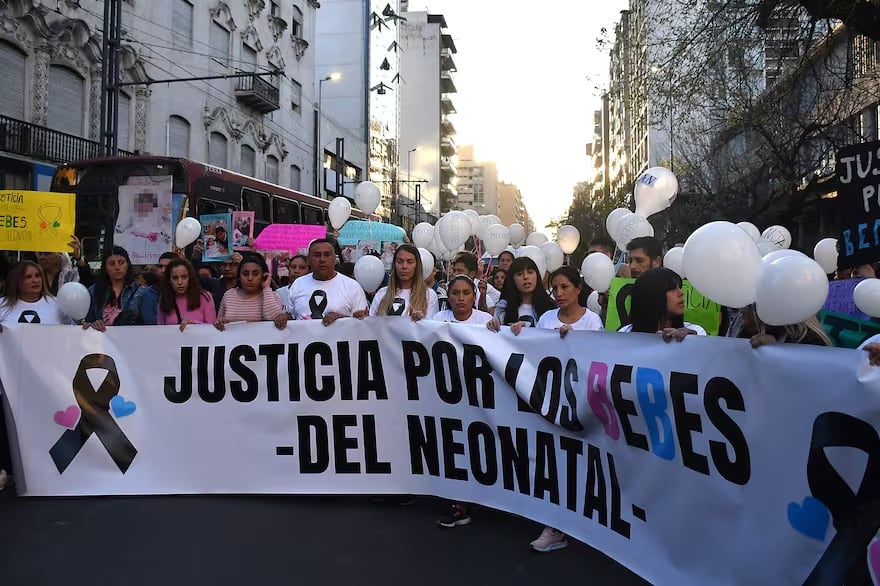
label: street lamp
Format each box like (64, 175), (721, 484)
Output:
(316, 72), (341, 198)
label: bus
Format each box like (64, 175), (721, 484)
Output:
(50, 156), (378, 263)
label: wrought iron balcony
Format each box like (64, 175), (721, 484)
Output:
(235, 73), (280, 114)
(0, 114), (134, 164)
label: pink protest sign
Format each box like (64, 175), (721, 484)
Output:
(253, 223), (327, 253)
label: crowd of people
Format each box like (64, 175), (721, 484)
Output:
(0, 230), (872, 552)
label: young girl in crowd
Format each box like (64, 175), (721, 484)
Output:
(490, 267), (507, 292)
(215, 253), (285, 330)
(431, 275), (493, 325)
(370, 244), (438, 320)
(83, 246), (148, 331)
(158, 258), (217, 331)
(497, 250), (515, 272)
(743, 306), (831, 348)
(620, 268), (707, 341)
(487, 257), (556, 334)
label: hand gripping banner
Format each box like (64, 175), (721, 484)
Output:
(49, 354), (137, 474)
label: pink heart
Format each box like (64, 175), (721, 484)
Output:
(869, 537), (880, 585)
(53, 405), (80, 429)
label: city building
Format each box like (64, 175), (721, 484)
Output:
(398, 9), (458, 221)
(0, 0), (319, 193)
(455, 145), (498, 215)
(497, 181), (530, 228)
(314, 0), (402, 210)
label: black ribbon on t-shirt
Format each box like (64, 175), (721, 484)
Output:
(388, 297), (405, 316)
(309, 290), (328, 319)
(519, 315), (535, 327)
(49, 354), (137, 474)
(803, 411), (880, 585)
(18, 310), (40, 324)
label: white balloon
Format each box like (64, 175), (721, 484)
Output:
(354, 181), (382, 215)
(757, 239), (777, 257)
(556, 225), (581, 255)
(762, 249), (804, 264)
(813, 238), (838, 274)
(581, 252), (616, 293)
(761, 225), (792, 250)
(353, 255), (385, 293)
(540, 241), (565, 272)
(755, 255), (828, 326)
(855, 279), (880, 318)
(615, 214), (654, 249)
(683, 221), (762, 308)
(606, 208), (631, 241)
(411, 222), (434, 249)
(439, 211), (471, 250)
(328, 197), (351, 230)
(526, 232), (549, 246)
(463, 209), (481, 235)
(484, 224), (510, 256)
(508, 223), (526, 245)
(736, 222), (761, 243)
(57, 282), (91, 321)
(517, 245), (547, 278)
(430, 226), (448, 256)
(664, 247), (686, 278)
(477, 215), (501, 241)
(175, 217), (202, 248)
(418, 247), (435, 280)
(586, 290), (602, 314)
(634, 166), (678, 218)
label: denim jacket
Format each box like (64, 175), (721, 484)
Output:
(86, 281), (148, 324)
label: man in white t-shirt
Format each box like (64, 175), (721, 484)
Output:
(451, 251), (499, 312)
(282, 238), (368, 326)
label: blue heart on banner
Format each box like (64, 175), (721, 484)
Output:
(788, 496), (830, 541)
(110, 395), (137, 418)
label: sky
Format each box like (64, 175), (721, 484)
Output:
(407, 0), (631, 233)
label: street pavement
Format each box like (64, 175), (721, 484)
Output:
(1, 491), (650, 585)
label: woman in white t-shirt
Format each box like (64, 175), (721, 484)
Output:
(369, 244), (439, 320)
(431, 275), (493, 325)
(487, 256), (556, 335)
(0, 260), (66, 330)
(618, 268), (707, 341)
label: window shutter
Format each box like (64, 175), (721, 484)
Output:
(211, 23), (230, 66)
(241, 145), (256, 177)
(290, 165), (301, 190)
(242, 45), (257, 73)
(0, 43), (26, 119)
(169, 116), (190, 157)
(209, 132), (228, 167)
(266, 155), (279, 184)
(117, 93), (131, 151)
(48, 66), (84, 136)
(173, 1), (194, 48)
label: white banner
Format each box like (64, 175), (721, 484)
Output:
(2, 320), (880, 585)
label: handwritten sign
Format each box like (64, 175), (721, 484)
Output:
(604, 277), (723, 335)
(0, 190), (76, 252)
(822, 278), (870, 320)
(818, 310), (880, 348)
(834, 139), (880, 268)
(253, 223), (327, 253)
(338, 220), (405, 245)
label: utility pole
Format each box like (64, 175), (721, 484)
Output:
(100, 0), (123, 157)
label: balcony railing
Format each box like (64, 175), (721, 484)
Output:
(0, 114), (134, 164)
(441, 135), (457, 157)
(441, 95), (457, 115)
(235, 74), (281, 114)
(440, 70), (457, 94)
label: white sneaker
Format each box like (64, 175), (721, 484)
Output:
(530, 526), (568, 552)
(0, 469), (8, 491)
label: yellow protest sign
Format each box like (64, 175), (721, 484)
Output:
(0, 190), (76, 252)
(604, 277), (723, 335)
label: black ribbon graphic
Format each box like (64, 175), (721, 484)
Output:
(803, 412), (880, 585)
(49, 354), (137, 474)
(309, 290), (328, 319)
(519, 315), (535, 327)
(387, 297), (405, 316)
(18, 310), (40, 324)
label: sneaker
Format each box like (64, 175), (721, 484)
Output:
(530, 527), (568, 552)
(0, 469), (7, 492)
(437, 504), (471, 528)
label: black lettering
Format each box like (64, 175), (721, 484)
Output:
(616, 283), (634, 326)
(198, 346), (225, 403)
(670, 372), (710, 475)
(229, 345), (258, 402)
(705, 377), (751, 485)
(462, 344), (494, 408)
(583, 444), (608, 525)
(258, 344), (284, 401)
(338, 341), (353, 400)
(440, 417), (468, 481)
(433, 342), (463, 404)
(611, 364), (648, 451)
(561, 358), (584, 431)
(530, 357), (562, 424)
(402, 341), (430, 400)
(607, 452), (631, 538)
(407, 415), (440, 476)
(505, 353), (534, 413)
(287, 343), (300, 401)
(298, 415), (329, 473)
(165, 346), (193, 403)
(304, 342), (334, 401)
(467, 421), (498, 486)
(559, 436), (583, 512)
(363, 415), (391, 474)
(357, 340), (388, 400)
(498, 426), (531, 494)
(332, 415), (360, 474)
(533, 431), (560, 505)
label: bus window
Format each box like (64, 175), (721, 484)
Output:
(272, 197), (300, 224)
(242, 188), (271, 235)
(197, 198), (236, 216)
(301, 204), (324, 225)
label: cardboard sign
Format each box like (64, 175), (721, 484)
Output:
(834, 140), (880, 268)
(337, 220), (405, 245)
(0, 190), (76, 252)
(604, 277), (723, 335)
(818, 310), (880, 348)
(822, 278), (870, 320)
(253, 223), (327, 253)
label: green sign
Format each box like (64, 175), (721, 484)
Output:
(604, 277), (723, 335)
(818, 310), (880, 348)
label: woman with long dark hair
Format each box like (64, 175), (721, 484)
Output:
(214, 253), (285, 330)
(487, 256), (556, 335)
(0, 261), (66, 328)
(370, 244), (438, 320)
(158, 258), (217, 331)
(620, 268), (706, 340)
(83, 246), (147, 331)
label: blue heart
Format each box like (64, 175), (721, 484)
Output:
(110, 395), (137, 418)
(787, 496), (830, 541)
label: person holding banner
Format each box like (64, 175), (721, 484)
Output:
(83, 247), (149, 331)
(487, 257), (556, 334)
(214, 253), (284, 331)
(0, 260), (67, 328)
(369, 244), (438, 319)
(158, 258), (217, 331)
(431, 275), (493, 325)
(619, 268), (706, 340)
(536, 266), (603, 338)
